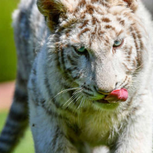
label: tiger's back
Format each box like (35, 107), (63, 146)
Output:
(0, 0), (45, 152)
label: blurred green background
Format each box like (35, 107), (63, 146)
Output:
(0, 0), (18, 82)
(0, 0), (34, 152)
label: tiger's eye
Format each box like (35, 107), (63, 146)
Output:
(77, 46), (86, 53)
(75, 46), (89, 57)
(113, 39), (123, 48)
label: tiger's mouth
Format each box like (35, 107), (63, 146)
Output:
(96, 88), (128, 104)
(96, 96), (110, 104)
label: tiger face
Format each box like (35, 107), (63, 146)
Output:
(38, 0), (147, 109)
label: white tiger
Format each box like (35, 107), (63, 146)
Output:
(0, 0), (153, 153)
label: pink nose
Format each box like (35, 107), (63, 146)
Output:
(105, 88), (128, 102)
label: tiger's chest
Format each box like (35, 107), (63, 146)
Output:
(63, 107), (126, 146)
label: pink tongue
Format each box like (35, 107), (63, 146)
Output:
(105, 88), (128, 102)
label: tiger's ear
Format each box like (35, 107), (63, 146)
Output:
(123, 0), (138, 12)
(37, 0), (75, 31)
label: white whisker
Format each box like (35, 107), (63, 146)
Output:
(53, 87), (81, 99)
(63, 89), (83, 108)
(77, 96), (84, 109)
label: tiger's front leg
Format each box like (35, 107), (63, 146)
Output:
(111, 93), (153, 153)
(29, 100), (78, 153)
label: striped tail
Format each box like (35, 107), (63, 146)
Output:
(0, 76), (28, 153)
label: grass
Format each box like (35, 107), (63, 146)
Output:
(0, 0), (19, 82)
(0, 111), (34, 153)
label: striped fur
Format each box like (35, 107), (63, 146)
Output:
(0, 0), (153, 153)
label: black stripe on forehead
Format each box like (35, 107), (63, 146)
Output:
(79, 20), (89, 29)
(117, 17), (125, 26)
(102, 17), (111, 23)
(130, 26), (144, 69)
(78, 0), (110, 7)
(78, 28), (90, 38)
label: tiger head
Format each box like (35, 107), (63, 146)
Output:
(37, 0), (150, 110)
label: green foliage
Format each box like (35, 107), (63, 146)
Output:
(0, 0), (19, 82)
(0, 111), (34, 153)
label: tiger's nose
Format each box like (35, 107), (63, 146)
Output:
(96, 87), (112, 95)
(95, 86), (114, 95)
